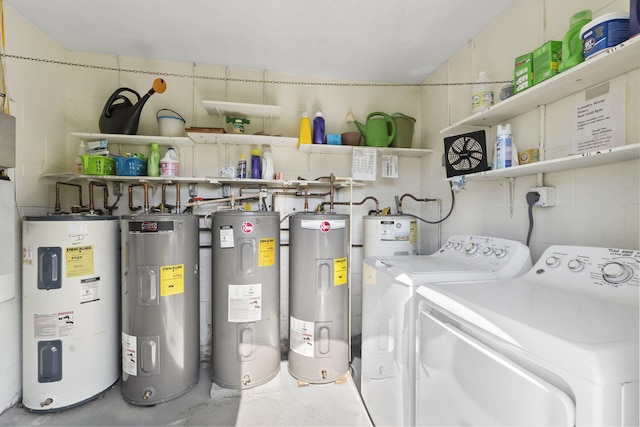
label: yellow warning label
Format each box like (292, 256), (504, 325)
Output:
(65, 246), (94, 277)
(410, 221), (417, 245)
(334, 257), (347, 286)
(160, 264), (184, 296)
(258, 238), (276, 267)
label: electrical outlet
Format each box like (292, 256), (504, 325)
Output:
(529, 187), (556, 207)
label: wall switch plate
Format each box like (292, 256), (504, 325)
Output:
(529, 187), (556, 207)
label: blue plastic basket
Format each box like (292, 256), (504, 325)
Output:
(113, 156), (147, 176)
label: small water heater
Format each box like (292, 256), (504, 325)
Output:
(362, 215), (417, 258)
(211, 210), (281, 389)
(120, 213), (200, 405)
(22, 215), (120, 412)
(287, 212), (350, 384)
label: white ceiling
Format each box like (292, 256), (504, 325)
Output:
(6, 0), (518, 84)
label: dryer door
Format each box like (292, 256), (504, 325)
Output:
(416, 310), (575, 426)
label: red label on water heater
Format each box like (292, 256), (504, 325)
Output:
(320, 221), (331, 233)
(241, 221), (254, 233)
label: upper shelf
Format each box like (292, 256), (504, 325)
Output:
(448, 143), (640, 181)
(202, 100), (281, 119)
(188, 132), (433, 157)
(440, 36), (640, 135)
(71, 132), (193, 147)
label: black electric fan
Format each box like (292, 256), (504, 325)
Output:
(443, 130), (489, 178)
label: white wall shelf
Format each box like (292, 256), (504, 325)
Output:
(297, 144), (433, 157)
(440, 36), (640, 135)
(447, 143), (640, 181)
(71, 132), (193, 147)
(202, 100), (281, 119)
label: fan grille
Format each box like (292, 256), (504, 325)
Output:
(443, 130), (489, 178)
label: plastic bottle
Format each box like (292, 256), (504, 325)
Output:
(471, 71), (494, 113)
(160, 147), (180, 177)
(75, 140), (86, 173)
(297, 112), (312, 147)
(558, 10), (592, 73)
(495, 124), (512, 169)
(237, 154), (247, 178)
(251, 148), (262, 179)
(313, 111), (326, 144)
(147, 142), (160, 177)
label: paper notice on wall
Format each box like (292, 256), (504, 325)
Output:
(381, 155), (398, 178)
(352, 147), (377, 181)
(572, 82), (625, 154)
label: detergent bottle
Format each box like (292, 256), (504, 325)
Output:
(558, 10), (592, 73)
(297, 112), (312, 148)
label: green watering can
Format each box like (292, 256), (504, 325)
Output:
(354, 112), (396, 147)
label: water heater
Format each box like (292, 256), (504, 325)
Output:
(22, 215), (120, 412)
(120, 213), (200, 405)
(287, 212), (350, 384)
(211, 210), (281, 389)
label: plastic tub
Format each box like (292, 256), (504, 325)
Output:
(580, 12), (630, 59)
(390, 113), (415, 148)
(157, 109), (186, 137)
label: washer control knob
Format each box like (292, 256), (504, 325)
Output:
(494, 248), (506, 258)
(482, 247), (494, 256)
(602, 262), (633, 284)
(545, 256), (561, 268)
(445, 241), (453, 249)
(465, 243), (479, 255)
(453, 243), (462, 251)
(567, 259), (584, 272)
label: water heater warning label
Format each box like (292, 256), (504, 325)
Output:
(33, 311), (74, 339)
(334, 257), (347, 286)
(228, 283), (262, 322)
(65, 245), (94, 277)
(160, 264), (184, 296)
(258, 238), (275, 267)
(122, 333), (137, 376)
(290, 316), (314, 357)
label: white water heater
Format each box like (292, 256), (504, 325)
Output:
(363, 215), (417, 258)
(22, 215), (120, 412)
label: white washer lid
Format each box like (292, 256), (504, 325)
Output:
(417, 279), (639, 385)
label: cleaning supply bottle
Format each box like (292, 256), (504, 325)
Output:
(558, 10), (592, 73)
(251, 148), (262, 179)
(237, 154), (247, 178)
(472, 71), (494, 114)
(313, 111), (326, 144)
(147, 142), (160, 177)
(495, 124), (512, 169)
(160, 147), (180, 177)
(75, 140), (87, 173)
(297, 112), (312, 147)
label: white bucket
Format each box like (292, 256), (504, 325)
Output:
(157, 109), (186, 137)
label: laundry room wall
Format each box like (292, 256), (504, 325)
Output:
(419, 0), (639, 261)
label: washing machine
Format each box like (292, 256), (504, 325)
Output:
(361, 235), (532, 426)
(415, 245), (639, 426)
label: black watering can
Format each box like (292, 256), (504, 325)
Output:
(99, 78), (167, 135)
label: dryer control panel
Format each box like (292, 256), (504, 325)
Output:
(531, 246), (639, 307)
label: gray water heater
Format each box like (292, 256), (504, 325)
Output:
(120, 213), (200, 405)
(287, 212), (350, 384)
(211, 210), (281, 389)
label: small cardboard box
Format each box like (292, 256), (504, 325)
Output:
(533, 40), (562, 85)
(514, 53), (533, 94)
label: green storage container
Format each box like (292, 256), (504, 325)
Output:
(390, 113), (416, 148)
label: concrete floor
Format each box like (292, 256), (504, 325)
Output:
(0, 358), (370, 427)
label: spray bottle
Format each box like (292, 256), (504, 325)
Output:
(495, 124), (512, 169)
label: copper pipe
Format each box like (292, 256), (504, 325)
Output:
(128, 182), (149, 213)
(329, 173), (336, 212)
(89, 181), (109, 214)
(55, 182), (83, 212)
(322, 195), (379, 213)
(159, 181), (181, 213)
(397, 193), (437, 214)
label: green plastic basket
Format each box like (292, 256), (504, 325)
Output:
(80, 155), (116, 175)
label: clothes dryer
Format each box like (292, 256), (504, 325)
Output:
(361, 235), (532, 426)
(415, 245), (639, 426)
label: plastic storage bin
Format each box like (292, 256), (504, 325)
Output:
(80, 155), (116, 175)
(114, 156), (147, 176)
